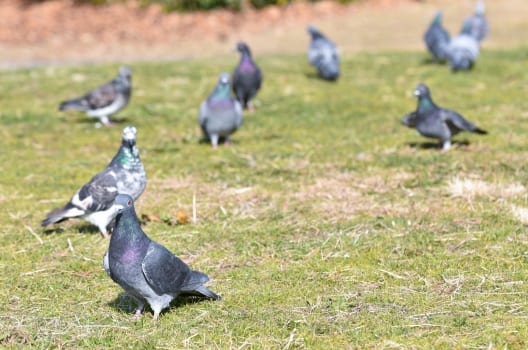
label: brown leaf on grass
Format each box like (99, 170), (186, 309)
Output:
(175, 210), (190, 225)
(141, 213), (160, 223)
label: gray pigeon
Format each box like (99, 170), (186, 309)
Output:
(401, 83), (487, 151)
(423, 11), (451, 62)
(447, 23), (480, 71)
(103, 194), (221, 321)
(199, 72), (243, 149)
(463, 1), (489, 42)
(232, 42), (263, 111)
(59, 66), (132, 127)
(41, 126), (146, 237)
(307, 25), (340, 81)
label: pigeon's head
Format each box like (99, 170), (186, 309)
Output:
(460, 20), (473, 35)
(236, 42), (251, 55)
(218, 72), (231, 86)
(122, 126), (137, 145)
(401, 112), (417, 128)
(117, 66), (132, 87)
(307, 25), (323, 39)
(413, 83), (431, 99)
(432, 10), (443, 25)
(114, 194), (135, 215)
(475, 1), (485, 15)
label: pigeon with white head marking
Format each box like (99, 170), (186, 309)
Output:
(59, 66), (132, 127)
(199, 72), (243, 149)
(103, 194), (221, 321)
(232, 42), (263, 111)
(401, 83), (487, 151)
(423, 11), (451, 62)
(307, 25), (340, 81)
(41, 126), (146, 237)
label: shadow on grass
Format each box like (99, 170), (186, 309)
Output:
(72, 115), (130, 127)
(407, 140), (470, 150)
(304, 72), (339, 82)
(421, 57), (447, 65)
(108, 292), (216, 319)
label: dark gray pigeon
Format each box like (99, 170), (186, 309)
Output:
(307, 25), (340, 81)
(423, 11), (451, 62)
(41, 126), (146, 237)
(59, 66), (132, 127)
(463, 1), (489, 42)
(447, 22), (480, 71)
(199, 72), (243, 149)
(401, 83), (487, 151)
(103, 194), (221, 321)
(232, 42), (263, 111)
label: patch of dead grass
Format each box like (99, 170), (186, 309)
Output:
(446, 176), (525, 201)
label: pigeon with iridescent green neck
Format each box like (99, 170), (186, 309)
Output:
(199, 73), (243, 149)
(103, 194), (221, 321)
(424, 11), (451, 62)
(401, 83), (487, 151)
(41, 126), (147, 237)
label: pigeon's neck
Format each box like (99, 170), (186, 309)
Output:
(239, 55), (256, 72)
(110, 209), (150, 260)
(210, 85), (231, 102)
(109, 143), (142, 171)
(417, 97), (436, 113)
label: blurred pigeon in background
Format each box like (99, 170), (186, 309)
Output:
(232, 42), (263, 111)
(307, 25), (340, 81)
(59, 66), (132, 127)
(41, 126), (146, 237)
(423, 11), (451, 62)
(463, 1), (489, 42)
(103, 194), (221, 321)
(401, 83), (487, 151)
(199, 72), (243, 149)
(447, 22), (480, 71)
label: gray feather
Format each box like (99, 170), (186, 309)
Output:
(232, 42), (263, 110)
(423, 11), (451, 61)
(447, 24), (480, 71)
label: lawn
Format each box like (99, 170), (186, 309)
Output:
(1, 49), (528, 348)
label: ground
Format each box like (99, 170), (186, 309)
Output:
(1, 1), (528, 349)
(0, 0), (527, 67)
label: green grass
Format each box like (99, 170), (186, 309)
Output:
(1, 49), (528, 348)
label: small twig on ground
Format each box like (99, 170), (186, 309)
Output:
(24, 225), (43, 245)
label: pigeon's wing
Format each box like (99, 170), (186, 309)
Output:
(141, 241), (196, 295)
(84, 81), (119, 110)
(198, 101), (209, 134)
(103, 251), (113, 278)
(401, 111), (417, 128)
(71, 170), (118, 213)
(440, 108), (481, 133)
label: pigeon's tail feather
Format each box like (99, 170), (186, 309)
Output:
(194, 285), (222, 300)
(41, 203), (84, 227)
(473, 127), (487, 135)
(59, 97), (88, 112)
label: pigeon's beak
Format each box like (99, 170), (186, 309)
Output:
(413, 90), (420, 97)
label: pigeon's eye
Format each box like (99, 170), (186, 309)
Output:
(127, 200), (132, 206)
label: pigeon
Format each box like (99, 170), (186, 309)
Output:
(199, 72), (243, 149)
(401, 83), (487, 151)
(103, 194), (221, 321)
(423, 11), (451, 62)
(59, 66), (132, 127)
(447, 22), (480, 71)
(307, 25), (340, 81)
(41, 126), (146, 237)
(232, 42), (263, 111)
(463, 1), (489, 42)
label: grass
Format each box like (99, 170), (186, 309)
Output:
(1, 48), (528, 348)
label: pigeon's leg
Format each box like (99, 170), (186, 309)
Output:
(210, 134), (219, 150)
(247, 100), (255, 113)
(98, 226), (110, 239)
(441, 140), (451, 152)
(132, 300), (145, 320)
(99, 115), (114, 128)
